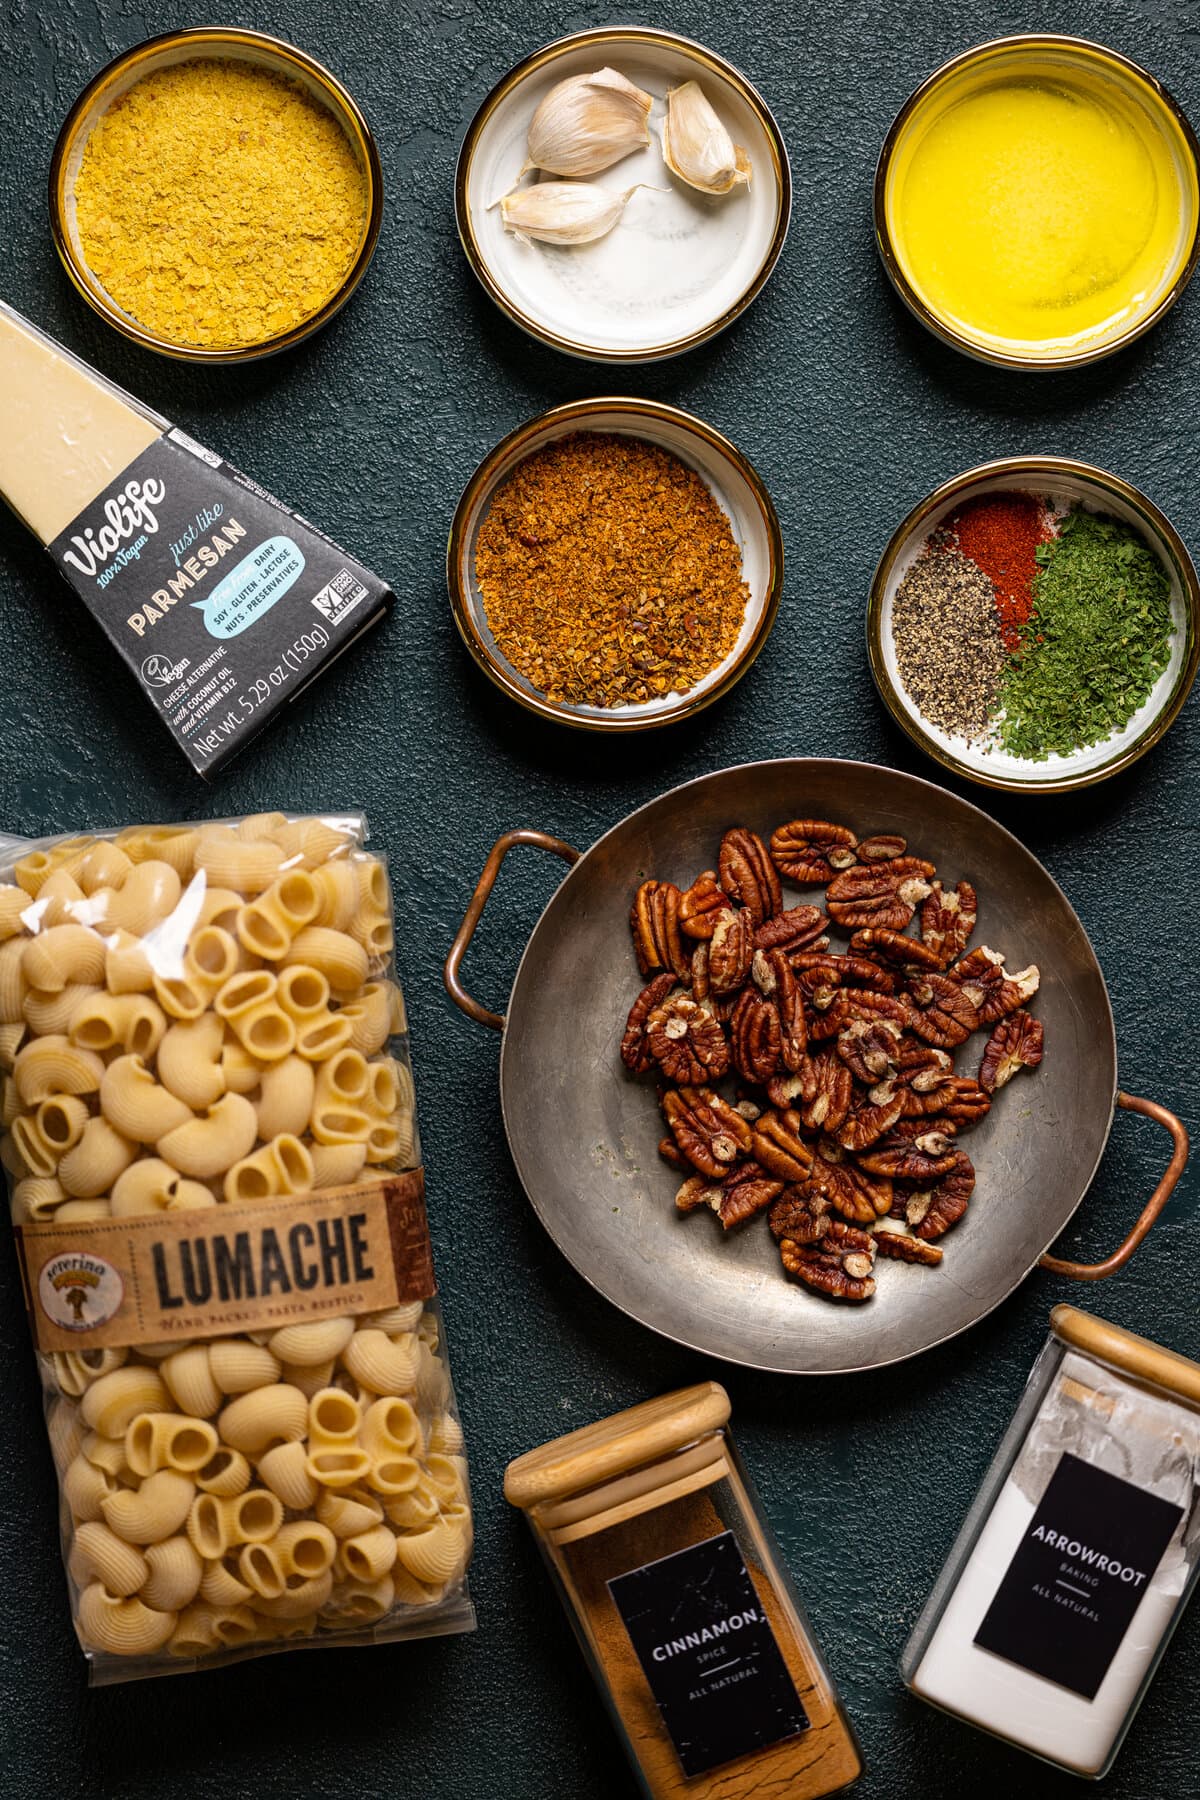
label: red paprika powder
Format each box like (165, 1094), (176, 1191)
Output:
(949, 491), (1053, 650)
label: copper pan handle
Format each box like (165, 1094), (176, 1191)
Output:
(1040, 1093), (1189, 1281)
(444, 829), (580, 1031)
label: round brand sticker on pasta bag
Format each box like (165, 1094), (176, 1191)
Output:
(38, 1252), (124, 1333)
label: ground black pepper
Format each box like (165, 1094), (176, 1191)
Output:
(891, 548), (1006, 739)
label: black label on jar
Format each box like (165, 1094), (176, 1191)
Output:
(607, 1529), (809, 1777)
(974, 1451), (1183, 1699)
(47, 429), (392, 777)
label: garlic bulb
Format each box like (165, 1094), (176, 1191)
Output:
(661, 81), (752, 196)
(499, 182), (646, 247)
(525, 67), (653, 177)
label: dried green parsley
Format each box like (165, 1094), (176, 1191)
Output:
(996, 506), (1174, 760)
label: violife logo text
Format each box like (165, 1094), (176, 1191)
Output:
(60, 476), (166, 587)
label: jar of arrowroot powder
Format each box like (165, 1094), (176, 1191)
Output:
(903, 1305), (1200, 1778)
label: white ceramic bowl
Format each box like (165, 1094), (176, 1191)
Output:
(455, 27), (790, 362)
(447, 398), (783, 729)
(868, 458), (1200, 792)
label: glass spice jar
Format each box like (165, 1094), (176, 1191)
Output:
(902, 1305), (1200, 1778)
(504, 1382), (862, 1798)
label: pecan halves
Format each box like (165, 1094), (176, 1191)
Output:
(751, 1108), (815, 1182)
(647, 994), (731, 1084)
(825, 858), (936, 931)
(718, 828), (782, 926)
(661, 1086), (753, 1178)
(928, 1076), (992, 1130)
(754, 905), (829, 955)
(675, 1174), (721, 1215)
(809, 989), (912, 1043)
(908, 973), (980, 1048)
(920, 880), (978, 966)
(730, 989), (782, 1084)
(906, 1152), (975, 1239)
(952, 946), (1042, 1025)
(768, 1181), (830, 1244)
(620, 973), (676, 1073)
(769, 820), (858, 885)
(856, 1129), (959, 1181)
(872, 1227), (943, 1267)
(811, 1143), (892, 1224)
(980, 1011), (1045, 1093)
(795, 1049), (852, 1134)
(856, 834), (907, 862)
(780, 1221), (876, 1302)
(715, 1160), (785, 1230)
(630, 879), (689, 978)
(833, 1082), (905, 1151)
(837, 1015), (903, 1084)
(848, 927), (943, 972)
(708, 906), (755, 996)
(679, 871), (728, 940)
(793, 952), (897, 1009)
(892, 1044), (956, 1115)
(752, 948), (807, 1070)
(677, 1160), (784, 1230)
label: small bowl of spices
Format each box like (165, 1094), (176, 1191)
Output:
(50, 27), (382, 361)
(868, 457), (1200, 792)
(876, 36), (1200, 368)
(448, 398), (783, 727)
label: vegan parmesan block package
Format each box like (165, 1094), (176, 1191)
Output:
(0, 812), (475, 1681)
(0, 300), (392, 776)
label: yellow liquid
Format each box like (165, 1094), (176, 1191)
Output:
(885, 52), (1199, 357)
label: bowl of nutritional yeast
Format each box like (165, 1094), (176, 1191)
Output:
(867, 457), (1200, 793)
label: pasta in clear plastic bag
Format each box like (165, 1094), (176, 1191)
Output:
(0, 814), (474, 1681)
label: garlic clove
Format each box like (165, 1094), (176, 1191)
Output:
(499, 181), (647, 247)
(661, 81), (752, 196)
(525, 67), (653, 177)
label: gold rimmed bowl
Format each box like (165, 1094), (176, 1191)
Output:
(455, 27), (791, 362)
(447, 398), (783, 730)
(50, 27), (383, 363)
(868, 457), (1200, 794)
(875, 35), (1200, 369)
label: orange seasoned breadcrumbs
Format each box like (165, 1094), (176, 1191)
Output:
(475, 433), (750, 708)
(73, 59), (367, 350)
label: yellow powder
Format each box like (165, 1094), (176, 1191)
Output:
(73, 58), (369, 350)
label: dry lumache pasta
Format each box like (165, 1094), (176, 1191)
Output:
(1, 814), (473, 1679)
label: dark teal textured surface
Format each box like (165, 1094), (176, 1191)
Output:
(0, 3), (1198, 1796)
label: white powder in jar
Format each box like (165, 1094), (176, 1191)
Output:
(910, 1350), (1199, 1775)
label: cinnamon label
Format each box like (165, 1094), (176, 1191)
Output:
(16, 1172), (434, 1353)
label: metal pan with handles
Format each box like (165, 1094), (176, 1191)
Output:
(445, 760), (1188, 1374)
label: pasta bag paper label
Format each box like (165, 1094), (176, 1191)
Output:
(46, 430), (392, 778)
(16, 1172), (434, 1352)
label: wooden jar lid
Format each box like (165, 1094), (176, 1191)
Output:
(503, 1381), (730, 1511)
(1051, 1305), (1200, 1407)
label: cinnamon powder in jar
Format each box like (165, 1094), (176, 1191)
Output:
(505, 1384), (862, 1799)
(561, 1487), (862, 1798)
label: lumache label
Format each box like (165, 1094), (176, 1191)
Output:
(16, 1172), (434, 1352)
(974, 1451), (1184, 1699)
(608, 1530), (809, 1777)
